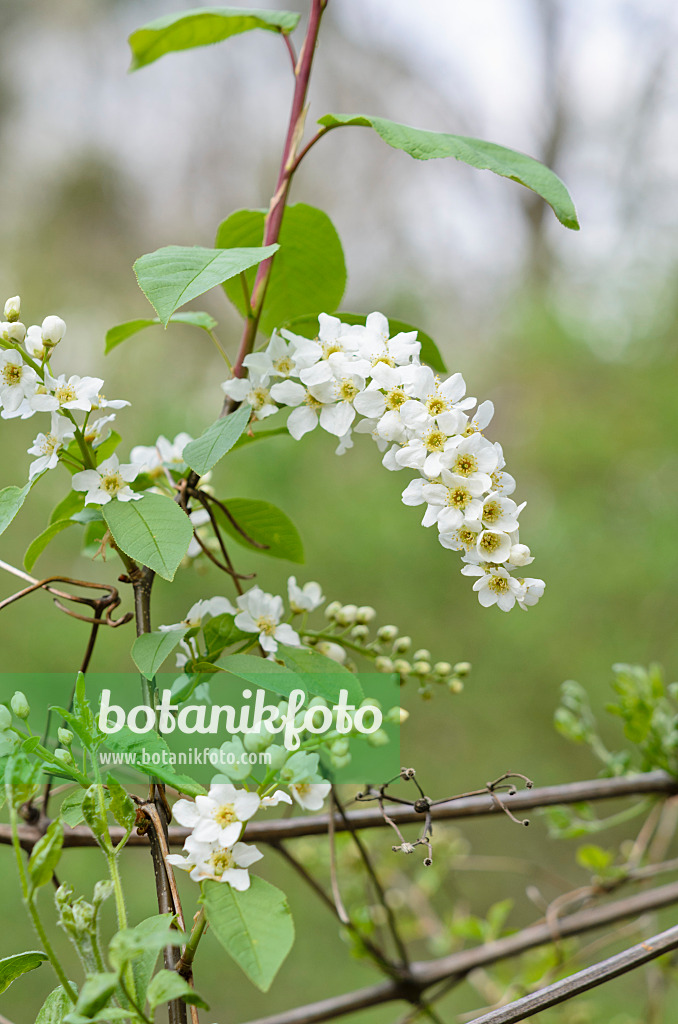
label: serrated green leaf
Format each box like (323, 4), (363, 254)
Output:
(202, 876), (294, 992)
(134, 244), (278, 326)
(28, 819), (64, 891)
(213, 497), (304, 563)
(132, 629), (188, 681)
(103, 728), (205, 796)
(0, 481), (32, 537)
(216, 653), (306, 698)
(217, 204), (346, 335)
(283, 311), (447, 374)
(183, 403), (251, 476)
(103, 492), (192, 581)
(36, 984), (74, 1022)
(68, 972), (118, 1018)
(60, 788), (90, 828)
(109, 915), (185, 972)
(203, 614), (250, 657)
(129, 7), (300, 71)
(49, 490), (85, 525)
(106, 775), (137, 832)
(105, 312), (218, 353)
(0, 951), (49, 994)
(147, 969), (209, 1011)
(277, 646), (364, 705)
(24, 519), (77, 572)
(318, 113), (579, 230)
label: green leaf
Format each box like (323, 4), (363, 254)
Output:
(129, 7), (301, 71)
(81, 785), (109, 844)
(217, 653), (307, 698)
(0, 951), (49, 994)
(105, 312), (218, 354)
(60, 788), (90, 828)
(28, 819), (64, 891)
(134, 244), (278, 326)
(36, 985), (73, 1023)
(68, 972), (118, 1018)
(132, 629), (188, 681)
(576, 844), (615, 874)
(203, 614), (251, 657)
(183, 403), (251, 475)
(24, 519), (77, 572)
(0, 481), (32, 537)
(213, 497), (304, 563)
(283, 311), (447, 374)
(232, 425), (290, 450)
(49, 490), (85, 525)
(109, 915), (185, 972)
(103, 492), (193, 581)
(104, 728), (205, 796)
(278, 646), (364, 704)
(202, 876), (294, 992)
(318, 113), (580, 230)
(106, 775), (137, 832)
(216, 204), (346, 335)
(147, 970), (209, 1011)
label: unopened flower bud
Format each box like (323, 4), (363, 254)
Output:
(367, 728), (390, 748)
(350, 624), (369, 640)
(72, 901), (95, 933)
(392, 636), (412, 654)
(330, 738), (350, 757)
(1, 320), (27, 343)
(316, 641), (347, 664)
(393, 659), (412, 676)
(57, 728), (73, 746)
(41, 315), (66, 346)
(10, 691), (29, 719)
(356, 606), (376, 624)
(4, 296), (20, 322)
(377, 625), (398, 642)
(55, 884), (74, 906)
(375, 656), (394, 673)
(324, 600), (342, 620)
(508, 543), (532, 567)
(93, 880), (114, 905)
(336, 604), (358, 626)
(453, 662), (471, 677)
(54, 748), (73, 764)
(360, 697), (381, 711)
(447, 678), (464, 694)
(433, 661), (452, 677)
(413, 649), (431, 662)
(412, 661), (431, 676)
(386, 706), (409, 725)
(0, 705), (11, 730)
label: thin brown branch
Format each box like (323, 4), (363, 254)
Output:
(0, 561), (132, 626)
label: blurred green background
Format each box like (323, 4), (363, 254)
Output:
(1, 1), (678, 1021)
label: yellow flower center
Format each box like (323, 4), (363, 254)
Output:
(40, 433), (59, 456)
(2, 364), (22, 386)
(337, 379), (359, 402)
(256, 615), (277, 636)
(249, 386), (270, 411)
(101, 472), (124, 495)
(447, 485), (471, 509)
(385, 388), (406, 410)
(426, 395), (447, 416)
(457, 527), (478, 549)
(273, 356), (293, 374)
(424, 429), (447, 452)
(208, 848), (234, 877)
(305, 394), (322, 410)
(488, 575), (510, 595)
(452, 453), (478, 476)
(55, 384), (77, 405)
(482, 500), (502, 524)
(322, 341), (342, 359)
(214, 803), (236, 827)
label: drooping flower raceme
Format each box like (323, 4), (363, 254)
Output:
(219, 312), (544, 611)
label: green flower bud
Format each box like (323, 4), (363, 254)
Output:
(93, 880), (114, 905)
(367, 729), (390, 748)
(392, 636), (412, 654)
(413, 649), (431, 662)
(453, 662), (471, 677)
(412, 661), (431, 677)
(54, 748), (73, 764)
(0, 705), (12, 730)
(10, 691), (30, 719)
(4, 295), (20, 322)
(330, 753), (352, 770)
(360, 697), (381, 711)
(330, 738), (350, 757)
(356, 606), (376, 624)
(324, 600), (342, 620)
(393, 659), (412, 676)
(57, 728), (74, 746)
(433, 661), (452, 677)
(55, 883), (74, 906)
(375, 657), (394, 673)
(447, 678), (464, 694)
(376, 625), (399, 642)
(386, 706), (409, 725)
(350, 624), (369, 641)
(316, 641), (347, 664)
(336, 604), (358, 626)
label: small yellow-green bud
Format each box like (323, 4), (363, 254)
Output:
(392, 636), (412, 654)
(336, 604), (358, 626)
(55, 883), (74, 906)
(10, 691), (29, 719)
(360, 697), (381, 710)
(413, 649), (431, 662)
(324, 600), (342, 620)
(377, 625), (399, 642)
(356, 606), (376, 624)
(386, 706), (409, 725)
(351, 624), (369, 641)
(453, 662), (471, 677)
(433, 661), (452, 677)
(367, 728), (390, 747)
(330, 738), (350, 757)
(375, 656), (394, 673)
(57, 728), (74, 746)
(3, 296), (20, 322)
(93, 880), (114, 905)
(447, 678), (464, 694)
(316, 641), (347, 664)
(393, 659), (412, 676)
(54, 748), (73, 764)
(412, 661), (431, 676)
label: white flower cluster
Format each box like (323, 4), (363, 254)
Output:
(222, 312), (544, 611)
(0, 296), (139, 503)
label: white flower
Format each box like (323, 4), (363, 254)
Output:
(32, 373), (103, 413)
(281, 313), (358, 386)
(518, 577), (545, 609)
(475, 530), (513, 563)
(261, 790), (293, 807)
(91, 391), (130, 411)
(25, 316), (65, 359)
(83, 414), (117, 447)
(398, 366), (472, 436)
(421, 471), (486, 532)
(71, 455), (140, 505)
(350, 311), (420, 369)
(0, 351), (37, 413)
(167, 835), (262, 888)
(159, 596), (236, 632)
(439, 432), (499, 482)
(393, 427), (463, 479)
(234, 587), (301, 653)
(131, 433), (193, 473)
(186, 508), (211, 559)
(27, 416), (75, 480)
(221, 372), (277, 420)
(130, 443), (163, 473)
(289, 782), (331, 811)
(474, 492), (524, 533)
(438, 520), (481, 552)
(0, 320), (27, 344)
(461, 564), (525, 612)
(243, 332), (300, 382)
(270, 379), (355, 439)
(288, 577), (325, 613)
(172, 784), (260, 847)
